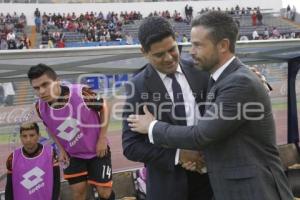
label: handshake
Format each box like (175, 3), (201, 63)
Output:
(179, 150), (206, 174)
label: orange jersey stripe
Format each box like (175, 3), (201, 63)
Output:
(64, 171), (88, 179)
(88, 180), (113, 187)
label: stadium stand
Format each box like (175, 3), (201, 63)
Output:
(32, 6), (300, 49)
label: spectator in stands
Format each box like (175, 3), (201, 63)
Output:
(185, 5), (191, 22)
(6, 30), (15, 42)
(5, 122), (60, 200)
(104, 30), (111, 41)
(11, 12), (18, 25)
(291, 6), (297, 21)
(0, 38), (8, 50)
(291, 32), (296, 39)
(48, 19), (56, 29)
(35, 16), (41, 33)
(241, 7), (246, 15)
(41, 30), (49, 48)
(272, 27), (280, 38)
(7, 31), (17, 50)
(97, 12), (104, 20)
(181, 33), (188, 42)
(188, 6), (193, 19)
(125, 32), (133, 45)
(251, 11), (257, 26)
(19, 13), (27, 26)
(257, 10), (263, 25)
(34, 8), (41, 18)
(48, 37), (54, 48)
(0, 13), (4, 24)
(71, 12), (77, 21)
(17, 38), (26, 49)
(235, 5), (240, 15)
(23, 34), (31, 49)
(56, 38), (65, 48)
(28, 64), (115, 200)
(52, 30), (61, 42)
(173, 10), (183, 22)
(287, 5), (291, 19)
(252, 28), (259, 40)
(263, 27), (269, 39)
(5, 13), (12, 24)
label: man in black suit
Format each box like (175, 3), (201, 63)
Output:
(127, 12), (294, 200)
(122, 16), (213, 200)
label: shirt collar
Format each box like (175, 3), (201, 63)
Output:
(155, 64), (183, 80)
(211, 56), (235, 81)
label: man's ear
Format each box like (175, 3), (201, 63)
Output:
(140, 47), (148, 57)
(218, 38), (230, 53)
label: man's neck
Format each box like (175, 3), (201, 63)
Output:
(209, 53), (234, 74)
(22, 144), (41, 157)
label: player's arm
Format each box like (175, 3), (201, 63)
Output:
(5, 153), (13, 200)
(35, 102), (69, 164)
(82, 87), (110, 157)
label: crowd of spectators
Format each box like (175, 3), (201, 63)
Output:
(198, 5), (258, 16)
(29, 5), (300, 49)
(198, 6), (265, 26)
(34, 8), (143, 48)
(240, 26), (300, 41)
(0, 12), (30, 50)
(148, 10), (184, 22)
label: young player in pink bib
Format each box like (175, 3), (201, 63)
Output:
(28, 64), (114, 200)
(5, 122), (60, 200)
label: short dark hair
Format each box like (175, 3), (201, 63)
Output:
(192, 11), (238, 53)
(27, 63), (57, 82)
(20, 122), (40, 135)
(138, 16), (175, 52)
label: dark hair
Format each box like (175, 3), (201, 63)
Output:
(27, 63), (57, 82)
(20, 122), (40, 135)
(138, 16), (175, 52)
(191, 11), (238, 53)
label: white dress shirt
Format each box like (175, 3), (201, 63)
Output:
(149, 64), (201, 164)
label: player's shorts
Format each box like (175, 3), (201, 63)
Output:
(63, 146), (112, 187)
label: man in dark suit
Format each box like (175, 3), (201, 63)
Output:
(127, 12), (294, 200)
(122, 16), (213, 200)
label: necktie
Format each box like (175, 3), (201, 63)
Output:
(167, 73), (186, 125)
(205, 76), (216, 112)
(207, 76), (215, 92)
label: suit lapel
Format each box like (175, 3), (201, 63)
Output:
(205, 58), (242, 106)
(216, 58), (242, 84)
(143, 64), (176, 123)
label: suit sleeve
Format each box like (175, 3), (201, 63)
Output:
(152, 75), (261, 150)
(122, 81), (177, 172)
